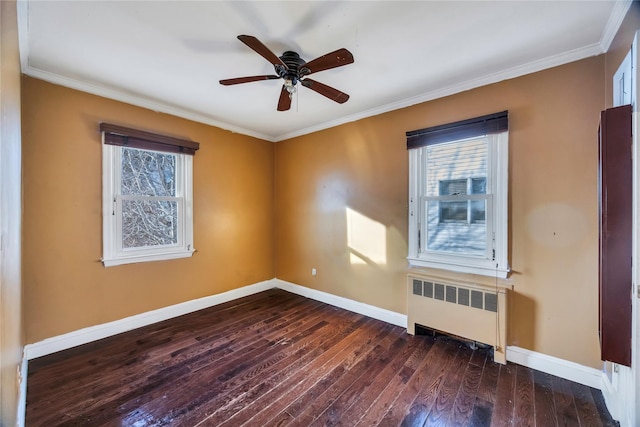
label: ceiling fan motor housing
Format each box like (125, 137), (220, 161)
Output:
(276, 51), (310, 85)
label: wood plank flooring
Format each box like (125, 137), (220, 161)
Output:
(26, 289), (618, 426)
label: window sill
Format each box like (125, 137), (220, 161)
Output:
(102, 249), (195, 267)
(407, 256), (509, 279)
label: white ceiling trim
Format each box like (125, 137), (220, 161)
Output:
(599, 0), (633, 52)
(21, 65), (278, 142)
(275, 41), (605, 142)
(17, 0), (28, 72)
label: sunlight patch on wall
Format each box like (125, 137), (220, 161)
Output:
(346, 207), (387, 265)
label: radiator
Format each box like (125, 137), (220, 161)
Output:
(407, 274), (508, 364)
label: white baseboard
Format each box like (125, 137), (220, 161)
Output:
(600, 372), (621, 422)
(16, 350), (28, 427)
(274, 279), (407, 328)
(599, 363), (635, 426)
(24, 278), (277, 360)
(506, 345), (603, 390)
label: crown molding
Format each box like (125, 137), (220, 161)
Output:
(273, 41), (604, 141)
(22, 67), (278, 142)
(600, 0), (633, 52)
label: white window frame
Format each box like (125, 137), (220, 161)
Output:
(408, 131), (509, 278)
(102, 139), (195, 267)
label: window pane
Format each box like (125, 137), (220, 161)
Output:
(121, 148), (176, 197)
(425, 138), (487, 196)
(471, 200), (486, 223)
(424, 138), (488, 257)
(440, 201), (467, 222)
(439, 179), (467, 196)
(122, 199), (178, 248)
(471, 177), (486, 194)
(427, 201), (486, 255)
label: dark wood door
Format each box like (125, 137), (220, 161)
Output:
(598, 104), (632, 367)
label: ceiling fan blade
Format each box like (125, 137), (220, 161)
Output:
(277, 85), (292, 111)
(301, 78), (349, 104)
(219, 75), (280, 85)
(237, 35), (287, 69)
(302, 48), (354, 76)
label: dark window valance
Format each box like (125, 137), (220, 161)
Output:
(100, 123), (200, 155)
(406, 111), (508, 150)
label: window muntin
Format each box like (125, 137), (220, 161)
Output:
(102, 143), (194, 266)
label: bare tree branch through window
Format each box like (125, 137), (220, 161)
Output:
(120, 148), (178, 248)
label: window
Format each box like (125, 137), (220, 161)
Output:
(100, 123), (199, 267)
(407, 112), (509, 278)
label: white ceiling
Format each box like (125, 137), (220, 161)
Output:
(18, 1), (631, 142)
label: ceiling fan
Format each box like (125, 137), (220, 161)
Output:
(220, 35), (354, 111)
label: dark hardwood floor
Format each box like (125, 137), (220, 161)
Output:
(26, 289), (618, 426)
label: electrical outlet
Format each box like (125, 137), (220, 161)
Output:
(312, 268), (317, 276)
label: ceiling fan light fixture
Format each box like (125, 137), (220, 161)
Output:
(284, 78), (297, 97)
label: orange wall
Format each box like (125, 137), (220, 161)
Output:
(275, 56), (605, 367)
(22, 78), (275, 344)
